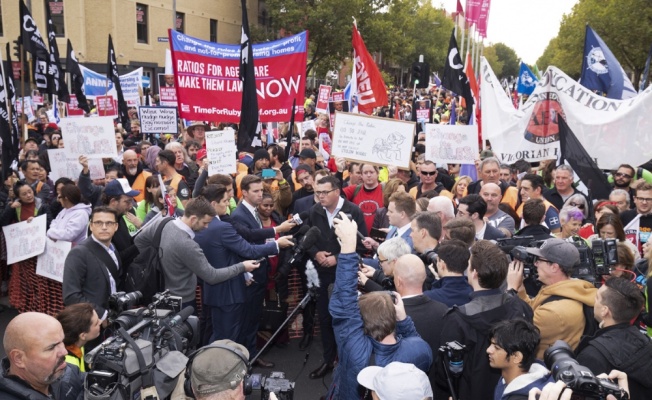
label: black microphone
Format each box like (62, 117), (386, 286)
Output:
(288, 226), (321, 265)
(168, 306), (194, 327)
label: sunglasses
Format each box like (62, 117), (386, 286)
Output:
(421, 171), (437, 176)
(569, 202), (585, 209)
(614, 172), (632, 179)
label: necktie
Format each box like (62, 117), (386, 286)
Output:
(254, 210), (263, 228)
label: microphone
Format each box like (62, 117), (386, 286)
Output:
(293, 224), (311, 240)
(168, 306), (194, 327)
(291, 211), (310, 225)
(288, 226), (321, 265)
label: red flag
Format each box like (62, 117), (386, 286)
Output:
(352, 24), (388, 115)
(465, 52), (479, 102)
(457, 0), (464, 15)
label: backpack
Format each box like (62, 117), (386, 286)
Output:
(541, 294), (598, 337)
(124, 217), (174, 304)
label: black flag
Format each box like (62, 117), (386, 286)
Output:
(0, 52), (19, 181)
(442, 29), (474, 117)
(5, 44), (21, 141)
(45, 3), (69, 102)
(558, 117), (612, 201)
(19, 0), (49, 92)
(66, 40), (90, 113)
(237, 0), (259, 152)
(107, 34), (129, 127)
(285, 98), (296, 160)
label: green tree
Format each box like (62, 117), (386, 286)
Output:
(492, 43), (520, 78)
(483, 45), (504, 77)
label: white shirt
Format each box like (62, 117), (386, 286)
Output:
(395, 222), (411, 238)
(242, 200), (262, 227)
(475, 221), (487, 241)
(325, 197), (345, 228)
(174, 218), (195, 239)
(91, 234), (119, 321)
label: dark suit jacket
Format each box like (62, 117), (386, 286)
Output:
(293, 195), (316, 217)
(62, 237), (122, 317)
(194, 217), (278, 307)
(482, 223), (506, 240)
(230, 202), (276, 283)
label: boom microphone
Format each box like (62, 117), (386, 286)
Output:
(168, 306), (194, 328)
(288, 226), (321, 265)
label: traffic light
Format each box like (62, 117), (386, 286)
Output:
(411, 62), (430, 89)
(12, 37), (21, 60)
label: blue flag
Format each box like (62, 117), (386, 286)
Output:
(516, 62), (538, 95)
(580, 25), (636, 99)
(433, 73), (442, 87)
(640, 42), (652, 93)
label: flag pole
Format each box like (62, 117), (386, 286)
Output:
(20, 47), (27, 141)
(460, 19), (466, 65)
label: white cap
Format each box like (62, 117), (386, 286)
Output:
(357, 362), (432, 400)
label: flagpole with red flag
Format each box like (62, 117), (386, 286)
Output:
(351, 23), (388, 115)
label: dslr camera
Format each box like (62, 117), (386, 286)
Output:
(544, 340), (628, 400)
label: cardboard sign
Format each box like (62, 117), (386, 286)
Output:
(66, 94), (85, 117)
(425, 124), (479, 165)
(205, 129), (237, 175)
(96, 95), (117, 117)
(36, 238), (72, 283)
(60, 116), (118, 159)
(139, 106), (178, 133)
(332, 112), (415, 169)
(2, 215), (47, 264)
(315, 85), (332, 113)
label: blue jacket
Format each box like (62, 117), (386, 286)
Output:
(494, 362), (553, 400)
(327, 253), (432, 399)
(194, 217), (278, 307)
(424, 276), (473, 308)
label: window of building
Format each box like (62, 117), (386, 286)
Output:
(136, 3), (148, 44)
(46, 0), (65, 36)
(176, 13), (185, 33)
(210, 19), (217, 43)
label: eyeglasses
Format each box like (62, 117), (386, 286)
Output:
(536, 257), (553, 264)
(569, 202), (585, 209)
(378, 258), (389, 263)
(614, 172), (632, 179)
(91, 221), (118, 228)
(636, 197), (652, 203)
(315, 189), (337, 197)
(421, 171), (437, 176)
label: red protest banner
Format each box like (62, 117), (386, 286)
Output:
(96, 95), (117, 117)
(169, 30), (307, 123)
(316, 84), (332, 113)
(66, 94), (85, 116)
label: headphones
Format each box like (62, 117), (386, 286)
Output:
(183, 343), (253, 398)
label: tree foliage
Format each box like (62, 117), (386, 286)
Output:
(536, 0), (652, 85)
(482, 42), (519, 79)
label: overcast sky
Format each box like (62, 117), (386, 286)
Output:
(435, 0), (579, 65)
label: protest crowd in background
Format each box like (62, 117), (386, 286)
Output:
(1, 1), (652, 399)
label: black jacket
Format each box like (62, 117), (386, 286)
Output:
(513, 224), (554, 242)
(576, 323), (652, 399)
(0, 358), (84, 400)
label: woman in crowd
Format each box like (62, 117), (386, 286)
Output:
(564, 194), (590, 223)
(451, 175), (472, 207)
(555, 206), (584, 242)
(46, 184), (92, 246)
(135, 175), (161, 222)
(142, 186), (184, 224)
(591, 213), (640, 260)
(0, 181), (51, 228)
(579, 200), (619, 239)
(0, 170), (19, 210)
(56, 303), (102, 372)
(372, 178), (407, 231)
(415, 197), (430, 212)
(166, 142), (198, 192)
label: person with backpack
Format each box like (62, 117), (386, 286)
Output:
(506, 238), (598, 358)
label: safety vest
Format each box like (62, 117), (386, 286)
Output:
(131, 171), (152, 203)
(65, 347), (86, 372)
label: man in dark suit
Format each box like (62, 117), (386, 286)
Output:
(63, 206), (122, 322)
(394, 253), (448, 389)
(229, 175), (295, 368)
(195, 184), (294, 345)
(457, 194), (506, 241)
(306, 175), (368, 379)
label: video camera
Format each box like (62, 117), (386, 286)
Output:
(85, 290), (198, 400)
(251, 371), (295, 400)
(496, 236), (544, 280)
(438, 341), (466, 400)
(544, 340), (629, 400)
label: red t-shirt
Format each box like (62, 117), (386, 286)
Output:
(343, 184), (383, 231)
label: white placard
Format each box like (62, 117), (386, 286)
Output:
(332, 112), (415, 169)
(425, 124), (479, 165)
(205, 129), (237, 175)
(60, 116), (118, 159)
(2, 215), (47, 264)
(138, 106), (178, 133)
(300, 120), (316, 137)
(48, 149), (105, 181)
(36, 238), (72, 283)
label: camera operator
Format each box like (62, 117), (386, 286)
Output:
(55, 303), (102, 372)
(326, 213), (432, 400)
(528, 370), (629, 400)
(436, 240), (533, 400)
(0, 312), (84, 400)
(575, 277), (652, 398)
(513, 199), (555, 241)
(423, 239), (472, 308)
(185, 339), (250, 400)
(488, 319), (553, 400)
(358, 237), (411, 292)
(506, 238), (597, 358)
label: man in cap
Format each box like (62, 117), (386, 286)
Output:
(357, 362), (433, 400)
(298, 148), (319, 171)
(506, 238), (597, 358)
(188, 339), (249, 400)
(186, 121), (209, 147)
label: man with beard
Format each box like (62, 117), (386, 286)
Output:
(121, 150), (151, 203)
(0, 312), (83, 399)
(610, 164), (637, 209)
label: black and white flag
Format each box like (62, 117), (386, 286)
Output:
(107, 34), (129, 127)
(45, 3), (69, 102)
(19, 0), (49, 91)
(442, 29), (474, 117)
(66, 39), (90, 113)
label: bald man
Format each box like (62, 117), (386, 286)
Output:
(0, 312), (83, 399)
(121, 149), (151, 203)
(393, 254), (447, 389)
(480, 182), (515, 237)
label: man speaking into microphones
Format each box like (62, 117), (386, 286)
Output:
(303, 176), (368, 380)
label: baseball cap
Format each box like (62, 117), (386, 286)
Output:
(357, 362), (432, 400)
(190, 340), (250, 395)
(104, 178), (140, 197)
(196, 148), (207, 161)
(299, 148), (317, 159)
(526, 238), (580, 267)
